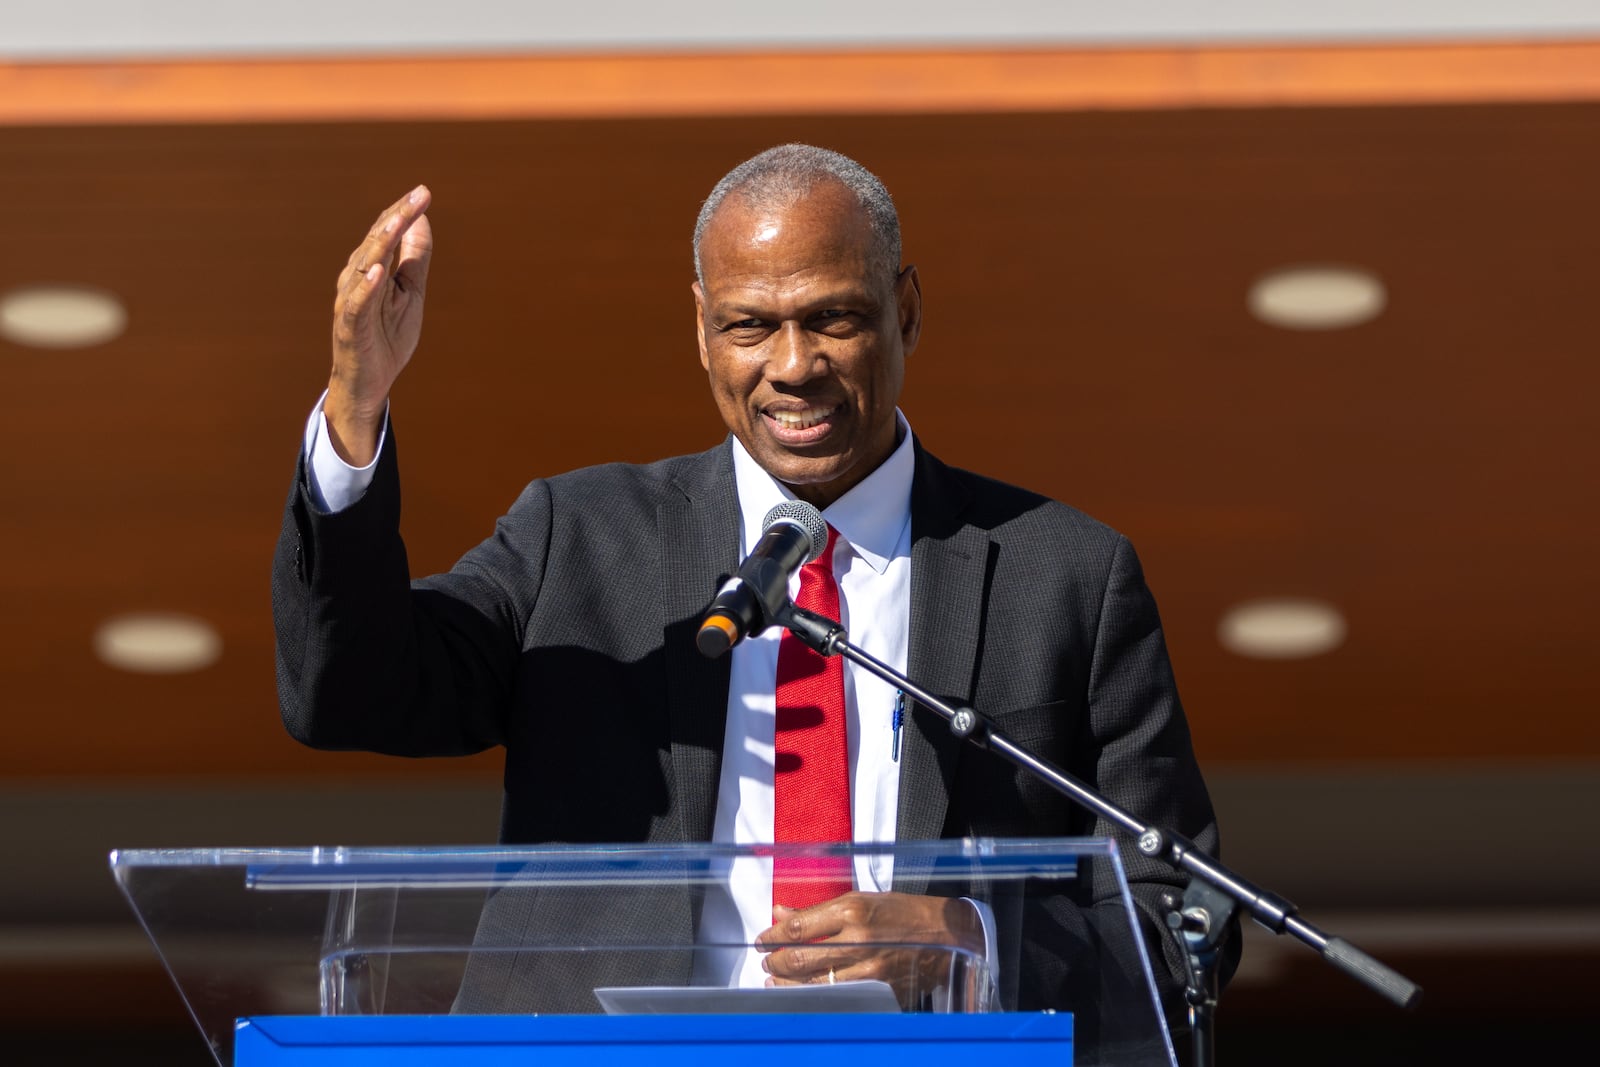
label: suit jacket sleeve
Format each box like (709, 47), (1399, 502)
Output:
(1085, 533), (1237, 1016)
(272, 423), (545, 756)
(1018, 533), (1237, 1035)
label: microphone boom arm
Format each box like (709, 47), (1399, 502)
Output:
(774, 600), (1423, 1030)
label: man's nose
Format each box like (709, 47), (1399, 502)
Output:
(767, 322), (823, 384)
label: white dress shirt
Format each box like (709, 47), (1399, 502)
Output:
(690, 417), (915, 987)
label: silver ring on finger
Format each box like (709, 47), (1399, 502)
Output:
(828, 968), (836, 985)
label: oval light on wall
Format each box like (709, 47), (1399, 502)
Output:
(94, 613), (222, 674)
(0, 284), (127, 348)
(1247, 266), (1385, 331)
(1218, 598), (1347, 660)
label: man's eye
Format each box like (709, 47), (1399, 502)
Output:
(724, 319), (766, 331)
(812, 310), (858, 333)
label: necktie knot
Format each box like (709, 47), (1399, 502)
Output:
(799, 523), (840, 586)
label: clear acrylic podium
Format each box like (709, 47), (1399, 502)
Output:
(110, 838), (1177, 1066)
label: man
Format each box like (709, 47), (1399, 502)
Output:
(274, 145), (1232, 1037)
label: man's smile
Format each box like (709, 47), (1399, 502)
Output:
(762, 403), (843, 444)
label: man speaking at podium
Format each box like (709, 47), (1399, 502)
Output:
(273, 144), (1233, 1033)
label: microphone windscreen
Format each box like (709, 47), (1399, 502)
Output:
(762, 501), (828, 564)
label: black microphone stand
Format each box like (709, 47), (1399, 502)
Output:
(774, 601), (1422, 1066)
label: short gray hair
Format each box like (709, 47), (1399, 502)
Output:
(692, 144), (901, 288)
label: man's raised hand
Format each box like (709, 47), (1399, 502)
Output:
(325, 185), (433, 466)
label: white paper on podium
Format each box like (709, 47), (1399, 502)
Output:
(594, 980), (902, 1014)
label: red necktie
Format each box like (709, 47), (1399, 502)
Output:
(772, 523), (853, 911)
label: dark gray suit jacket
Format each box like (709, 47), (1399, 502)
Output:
(273, 427), (1233, 1033)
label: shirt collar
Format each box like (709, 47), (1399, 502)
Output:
(730, 410), (915, 575)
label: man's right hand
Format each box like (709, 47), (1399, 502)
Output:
(325, 185), (433, 467)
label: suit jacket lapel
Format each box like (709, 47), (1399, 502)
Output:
(897, 444), (992, 883)
(660, 442), (741, 844)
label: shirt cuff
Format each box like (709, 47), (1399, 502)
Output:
(303, 389), (388, 513)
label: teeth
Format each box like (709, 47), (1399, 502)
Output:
(770, 407), (834, 430)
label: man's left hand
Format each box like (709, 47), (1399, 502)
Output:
(755, 891), (985, 1006)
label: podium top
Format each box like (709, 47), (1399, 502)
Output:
(114, 837), (1097, 889)
(111, 838), (1176, 1067)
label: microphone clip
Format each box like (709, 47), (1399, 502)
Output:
(773, 601), (846, 658)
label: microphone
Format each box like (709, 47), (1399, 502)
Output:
(697, 501), (828, 658)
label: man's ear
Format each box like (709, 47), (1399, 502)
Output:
(896, 265), (923, 357)
(693, 281), (710, 371)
